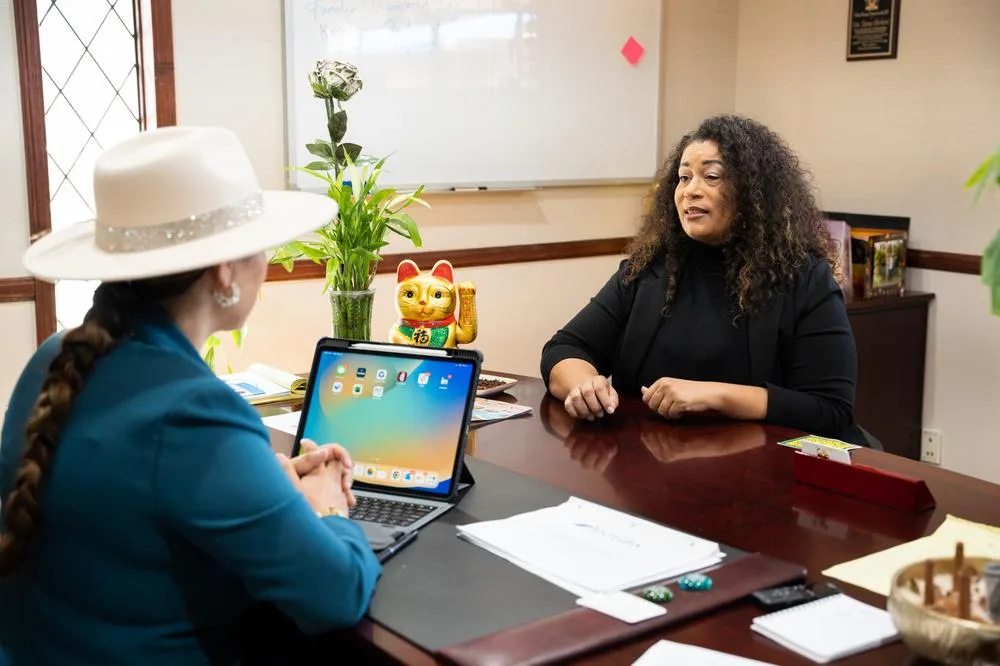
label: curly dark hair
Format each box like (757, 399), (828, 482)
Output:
(624, 114), (833, 315)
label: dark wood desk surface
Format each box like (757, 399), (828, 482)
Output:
(269, 374), (1000, 665)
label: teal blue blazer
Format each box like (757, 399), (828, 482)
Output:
(0, 308), (381, 665)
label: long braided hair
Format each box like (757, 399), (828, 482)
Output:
(0, 270), (205, 576)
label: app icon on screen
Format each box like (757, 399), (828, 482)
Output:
(336, 364), (346, 376)
(365, 466), (376, 478)
(415, 472), (426, 484)
(427, 473), (438, 485)
(352, 384), (363, 395)
(372, 385), (384, 398)
(391, 469), (401, 481)
(332, 381), (343, 393)
(418, 372), (431, 386)
(403, 470), (413, 482)
(356, 367), (367, 378)
(376, 470), (387, 480)
(440, 376), (449, 386)
(376, 368), (388, 381)
(396, 371), (408, 383)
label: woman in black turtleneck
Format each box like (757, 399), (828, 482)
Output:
(540, 114), (866, 445)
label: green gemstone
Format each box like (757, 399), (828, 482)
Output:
(641, 585), (674, 603)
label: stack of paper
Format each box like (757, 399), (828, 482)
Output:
(470, 397), (532, 423)
(457, 497), (724, 597)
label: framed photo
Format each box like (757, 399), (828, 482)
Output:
(851, 229), (907, 298)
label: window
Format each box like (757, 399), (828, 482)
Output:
(36, 0), (144, 329)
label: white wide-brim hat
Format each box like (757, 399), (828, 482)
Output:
(23, 125), (337, 282)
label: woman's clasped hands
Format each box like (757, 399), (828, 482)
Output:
(276, 439), (356, 517)
(640, 377), (719, 419)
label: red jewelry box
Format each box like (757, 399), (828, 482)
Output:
(792, 452), (936, 512)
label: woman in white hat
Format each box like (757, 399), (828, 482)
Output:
(0, 126), (381, 663)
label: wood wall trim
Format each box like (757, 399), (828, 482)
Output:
(266, 237), (987, 283)
(12, 0), (56, 343)
(266, 237), (631, 282)
(0, 277), (36, 304)
(908, 249), (981, 275)
(150, 0), (176, 127)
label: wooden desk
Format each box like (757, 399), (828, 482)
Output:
(269, 375), (999, 665)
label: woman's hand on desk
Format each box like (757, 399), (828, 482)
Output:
(276, 439), (356, 516)
(641, 379), (767, 421)
(564, 375), (619, 421)
(641, 378), (718, 418)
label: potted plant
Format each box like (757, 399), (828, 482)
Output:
(273, 59), (427, 340)
(966, 144), (1000, 315)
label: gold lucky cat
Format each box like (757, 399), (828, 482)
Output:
(389, 259), (477, 348)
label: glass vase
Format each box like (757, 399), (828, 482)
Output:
(329, 288), (375, 341)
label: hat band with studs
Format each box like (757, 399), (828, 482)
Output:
(95, 192), (266, 253)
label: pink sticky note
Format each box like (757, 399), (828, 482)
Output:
(621, 37), (645, 66)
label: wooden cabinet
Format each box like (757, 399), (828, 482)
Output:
(846, 292), (933, 460)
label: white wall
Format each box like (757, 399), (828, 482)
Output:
(0, 1), (38, 408)
(734, 0), (1000, 482)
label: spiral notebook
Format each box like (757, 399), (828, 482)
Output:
(750, 594), (899, 663)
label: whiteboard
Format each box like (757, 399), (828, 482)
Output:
(282, 0), (661, 191)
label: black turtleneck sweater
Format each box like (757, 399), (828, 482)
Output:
(637, 240), (751, 390)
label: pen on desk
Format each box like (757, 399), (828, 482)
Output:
(449, 186), (487, 192)
(379, 530), (418, 563)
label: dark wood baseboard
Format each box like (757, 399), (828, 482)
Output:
(266, 237), (631, 283)
(908, 249), (981, 275)
(266, 237), (982, 283)
(0, 277), (36, 303)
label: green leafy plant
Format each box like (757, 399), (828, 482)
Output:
(272, 153), (427, 293)
(305, 59), (365, 173)
(201, 327), (246, 373)
(966, 144), (1000, 315)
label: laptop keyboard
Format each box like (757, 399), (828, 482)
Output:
(349, 496), (437, 527)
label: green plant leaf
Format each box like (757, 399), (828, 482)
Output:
(328, 110), (348, 144)
(336, 142), (363, 162)
(966, 145), (1000, 204)
(306, 142), (334, 160)
(304, 160), (332, 171)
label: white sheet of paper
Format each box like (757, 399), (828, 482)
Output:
(457, 497), (724, 597)
(823, 514), (1000, 596)
(575, 591), (666, 624)
(261, 411), (301, 436)
(632, 640), (777, 666)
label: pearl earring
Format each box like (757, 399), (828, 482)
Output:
(214, 283), (241, 309)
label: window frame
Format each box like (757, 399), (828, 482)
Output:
(12, 0), (176, 344)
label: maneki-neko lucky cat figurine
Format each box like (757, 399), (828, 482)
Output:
(389, 259), (477, 348)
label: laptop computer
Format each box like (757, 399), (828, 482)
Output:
(291, 338), (482, 549)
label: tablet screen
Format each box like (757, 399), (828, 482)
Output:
(299, 348), (475, 497)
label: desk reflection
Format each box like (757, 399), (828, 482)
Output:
(540, 395), (767, 471)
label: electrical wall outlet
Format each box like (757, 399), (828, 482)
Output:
(921, 428), (942, 465)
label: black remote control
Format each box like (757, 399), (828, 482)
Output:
(751, 582), (841, 611)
